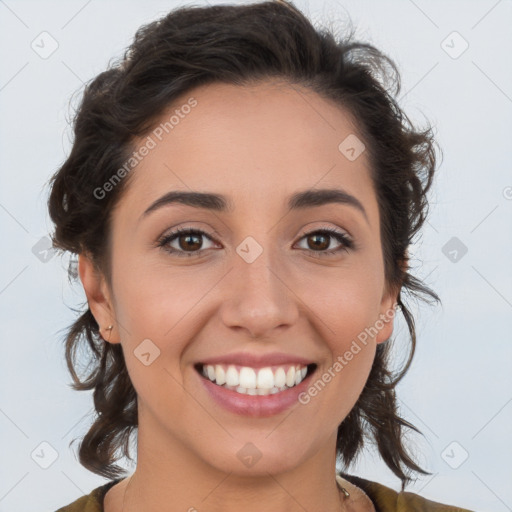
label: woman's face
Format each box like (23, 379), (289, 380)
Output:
(81, 80), (398, 476)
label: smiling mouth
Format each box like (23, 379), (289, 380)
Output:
(195, 362), (317, 396)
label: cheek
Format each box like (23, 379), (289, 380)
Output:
(112, 251), (200, 335)
(294, 259), (385, 343)
(295, 260), (382, 400)
(111, 255), (212, 388)
(111, 262), (194, 409)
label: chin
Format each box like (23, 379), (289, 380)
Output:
(195, 436), (314, 477)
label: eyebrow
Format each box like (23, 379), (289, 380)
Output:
(141, 188), (369, 223)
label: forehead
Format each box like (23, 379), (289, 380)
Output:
(118, 80), (377, 222)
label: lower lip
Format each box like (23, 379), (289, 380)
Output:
(198, 368), (315, 418)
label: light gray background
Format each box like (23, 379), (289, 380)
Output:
(1, 1), (511, 511)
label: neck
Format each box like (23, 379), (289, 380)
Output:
(120, 420), (349, 512)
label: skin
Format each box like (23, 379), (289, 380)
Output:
(80, 80), (399, 512)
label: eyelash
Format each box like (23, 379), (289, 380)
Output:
(156, 226), (355, 258)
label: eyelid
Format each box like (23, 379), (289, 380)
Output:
(297, 223), (351, 239)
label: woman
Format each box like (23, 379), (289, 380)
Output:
(49, 1), (473, 510)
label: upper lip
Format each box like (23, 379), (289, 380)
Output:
(198, 352), (315, 368)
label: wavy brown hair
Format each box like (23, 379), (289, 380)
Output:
(47, 0), (441, 491)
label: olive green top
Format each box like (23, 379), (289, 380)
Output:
(55, 472), (475, 511)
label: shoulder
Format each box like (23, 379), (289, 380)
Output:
(55, 479), (122, 512)
(338, 472), (476, 512)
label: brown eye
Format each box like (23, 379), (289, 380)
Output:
(157, 226), (354, 258)
(177, 232), (202, 251)
(307, 233), (330, 251)
(295, 228), (354, 257)
(157, 228), (218, 257)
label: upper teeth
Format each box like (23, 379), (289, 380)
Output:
(201, 364), (308, 395)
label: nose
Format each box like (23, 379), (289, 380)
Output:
(219, 248), (300, 339)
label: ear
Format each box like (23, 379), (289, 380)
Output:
(375, 286), (399, 344)
(375, 255), (407, 345)
(78, 252), (120, 344)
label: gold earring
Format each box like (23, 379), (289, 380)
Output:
(104, 325), (114, 342)
(335, 475), (350, 498)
